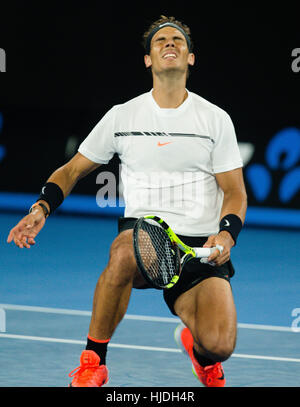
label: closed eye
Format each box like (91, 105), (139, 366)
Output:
(155, 36), (185, 43)
(155, 36), (166, 42)
(173, 36), (184, 42)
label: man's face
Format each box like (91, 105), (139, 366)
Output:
(144, 26), (195, 76)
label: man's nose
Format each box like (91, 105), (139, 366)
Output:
(165, 40), (175, 48)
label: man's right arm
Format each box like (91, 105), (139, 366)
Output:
(7, 152), (101, 248)
(37, 152), (101, 213)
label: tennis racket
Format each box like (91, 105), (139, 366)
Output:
(133, 215), (223, 290)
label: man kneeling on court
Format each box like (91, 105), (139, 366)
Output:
(7, 15), (247, 387)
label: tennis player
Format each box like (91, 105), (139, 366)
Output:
(7, 15), (247, 387)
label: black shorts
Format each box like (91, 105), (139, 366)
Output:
(118, 217), (235, 316)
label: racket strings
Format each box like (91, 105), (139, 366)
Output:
(137, 221), (179, 287)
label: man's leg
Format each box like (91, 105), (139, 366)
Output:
(173, 276), (236, 386)
(174, 277), (237, 362)
(89, 229), (146, 340)
(69, 229), (147, 386)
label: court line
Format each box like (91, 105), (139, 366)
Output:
(1, 332), (300, 363)
(0, 303), (298, 332)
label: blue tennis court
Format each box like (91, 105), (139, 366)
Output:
(1, 212), (300, 387)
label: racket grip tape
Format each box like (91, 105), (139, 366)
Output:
(193, 247), (216, 257)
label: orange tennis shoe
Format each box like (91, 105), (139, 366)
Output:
(174, 324), (226, 387)
(68, 350), (109, 387)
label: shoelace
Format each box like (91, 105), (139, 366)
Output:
(203, 363), (222, 385)
(68, 364), (99, 379)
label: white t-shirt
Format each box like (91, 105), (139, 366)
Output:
(78, 89), (243, 236)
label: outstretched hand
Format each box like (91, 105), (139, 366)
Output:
(7, 207), (46, 249)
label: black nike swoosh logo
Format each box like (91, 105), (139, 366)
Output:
(218, 369), (225, 380)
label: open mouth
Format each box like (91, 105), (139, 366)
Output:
(163, 53), (177, 59)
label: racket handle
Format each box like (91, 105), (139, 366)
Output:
(194, 245), (224, 259)
(193, 247), (216, 258)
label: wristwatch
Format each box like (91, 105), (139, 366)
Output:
(29, 202), (50, 218)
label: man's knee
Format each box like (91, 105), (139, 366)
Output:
(194, 329), (236, 362)
(105, 231), (137, 284)
(110, 233), (134, 264)
(175, 277), (237, 362)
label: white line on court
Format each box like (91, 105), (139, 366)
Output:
(1, 332), (300, 363)
(0, 303), (298, 332)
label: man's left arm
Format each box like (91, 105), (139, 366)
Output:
(204, 167), (247, 265)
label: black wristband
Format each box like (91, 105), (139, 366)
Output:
(219, 214), (243, 245)
(37, 182), (64, 215)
